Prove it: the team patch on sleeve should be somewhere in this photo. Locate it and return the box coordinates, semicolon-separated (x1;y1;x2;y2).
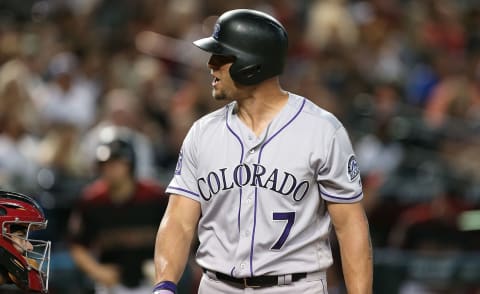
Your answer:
174;149;184;175
347;155;360;182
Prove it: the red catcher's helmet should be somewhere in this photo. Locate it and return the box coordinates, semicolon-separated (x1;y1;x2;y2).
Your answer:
0;191;51;293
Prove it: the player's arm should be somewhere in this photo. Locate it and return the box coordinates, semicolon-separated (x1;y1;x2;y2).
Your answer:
70;243;120;286
67;205;120;287
327;201;373;294
153;194;201;287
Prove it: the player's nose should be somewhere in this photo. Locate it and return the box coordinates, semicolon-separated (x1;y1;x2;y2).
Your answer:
24;240;34;251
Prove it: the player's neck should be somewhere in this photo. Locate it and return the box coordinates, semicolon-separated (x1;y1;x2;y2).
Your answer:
109;178;136;204
236;82;289;136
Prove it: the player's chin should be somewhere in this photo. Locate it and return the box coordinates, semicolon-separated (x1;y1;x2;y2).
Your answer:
212;90;227;101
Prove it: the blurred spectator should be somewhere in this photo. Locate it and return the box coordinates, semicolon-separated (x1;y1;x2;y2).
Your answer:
0;108;39;192
404;51;441;107
351;0;407;85
439;136;480;196
423;55;480;129
30;51;99;132
413;0;466;56
67;127;169;293
128;55;179;176
388;193;473;251
387;190;476;294
0;59;40;131
80;89;158;180
0;59;40;191
35;122;89;201
354;83;405;212
304;0;359;52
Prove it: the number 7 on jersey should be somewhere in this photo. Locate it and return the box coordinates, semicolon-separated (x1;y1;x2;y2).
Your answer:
271;212;295;250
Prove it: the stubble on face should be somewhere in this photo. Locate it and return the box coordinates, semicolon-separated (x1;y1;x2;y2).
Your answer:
212;68;234;101
212;88;228;101
208;55;238;101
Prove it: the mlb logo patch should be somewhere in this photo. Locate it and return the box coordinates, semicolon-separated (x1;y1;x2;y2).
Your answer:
175;149;183;175
347;155;360;182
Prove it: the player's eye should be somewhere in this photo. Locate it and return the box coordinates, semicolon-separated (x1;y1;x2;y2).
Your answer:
11;230;27;240
209;54;236;67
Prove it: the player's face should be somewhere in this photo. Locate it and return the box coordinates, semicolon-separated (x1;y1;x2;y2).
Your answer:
207;54;238;101
11;230;34;253
100;158;131;184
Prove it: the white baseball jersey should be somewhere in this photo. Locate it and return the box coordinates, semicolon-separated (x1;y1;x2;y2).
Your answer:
166;93;363;278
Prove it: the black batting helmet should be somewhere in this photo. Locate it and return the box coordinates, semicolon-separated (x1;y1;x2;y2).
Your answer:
95;126;136;173
194;9;288;85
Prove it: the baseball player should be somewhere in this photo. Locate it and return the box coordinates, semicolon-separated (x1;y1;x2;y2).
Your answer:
153;9;372;294
68;126;169;294
0;191;51;293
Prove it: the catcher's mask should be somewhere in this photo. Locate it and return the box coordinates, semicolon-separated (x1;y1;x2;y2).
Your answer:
0;191;51;293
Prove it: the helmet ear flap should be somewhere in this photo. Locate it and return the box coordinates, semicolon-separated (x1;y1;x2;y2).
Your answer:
231;64;262;85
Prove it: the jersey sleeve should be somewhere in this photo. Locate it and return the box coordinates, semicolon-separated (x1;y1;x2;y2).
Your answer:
165;122;201;201
67;199;96;246
317;126;363;203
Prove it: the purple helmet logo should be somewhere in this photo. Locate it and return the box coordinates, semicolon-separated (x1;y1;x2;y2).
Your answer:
212;23;221;40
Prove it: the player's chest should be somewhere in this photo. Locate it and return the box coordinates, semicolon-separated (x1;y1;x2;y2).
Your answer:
197;127;315;173
195;133;318;202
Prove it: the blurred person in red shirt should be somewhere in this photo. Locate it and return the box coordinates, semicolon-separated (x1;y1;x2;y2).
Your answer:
67;127;168;294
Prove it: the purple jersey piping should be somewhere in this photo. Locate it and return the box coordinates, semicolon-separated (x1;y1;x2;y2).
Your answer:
249;98;306;276
320;189;363;201
226;108;245;232
258;98;306;162
167;186;200;198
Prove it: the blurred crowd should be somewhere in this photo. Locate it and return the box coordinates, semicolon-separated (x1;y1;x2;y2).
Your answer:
1;0;480;293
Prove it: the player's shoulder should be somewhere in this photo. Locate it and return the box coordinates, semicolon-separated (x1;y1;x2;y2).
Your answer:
136;179;168;199
192;102;233;129
289;93;343;131
80;180;110;203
